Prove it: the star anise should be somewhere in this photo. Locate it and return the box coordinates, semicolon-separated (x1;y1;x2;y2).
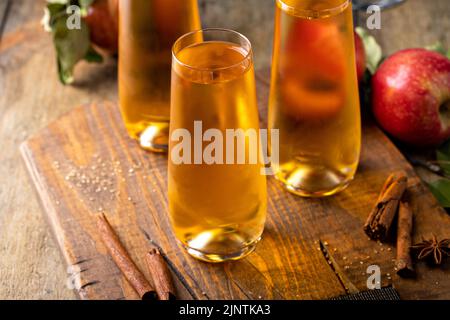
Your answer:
411;235;450;265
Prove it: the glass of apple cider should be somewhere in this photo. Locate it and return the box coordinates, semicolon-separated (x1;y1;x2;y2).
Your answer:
169;29;267;262
118;0;201;152
268;0;361;197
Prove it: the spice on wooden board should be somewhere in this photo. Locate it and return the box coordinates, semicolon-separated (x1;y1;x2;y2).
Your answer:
146;248;176;300
396;201;415;278
96;213;157;300
411;235;450;265
364;172;408;240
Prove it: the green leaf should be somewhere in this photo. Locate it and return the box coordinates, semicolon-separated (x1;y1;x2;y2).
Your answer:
426;42;447;55
46;0;70;4
425;42;450;60
79;0;95;16
44;0;104;84
355;27;383;74
85;47;104;63
428;179;450;208
46;3;67;21
79;0;95;7
52;16;92;84
436;140;450;175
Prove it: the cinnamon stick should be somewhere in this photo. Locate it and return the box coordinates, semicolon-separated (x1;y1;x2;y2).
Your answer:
96;213;157;300
364;172;408;240
396;201;415;278
146;248;176;300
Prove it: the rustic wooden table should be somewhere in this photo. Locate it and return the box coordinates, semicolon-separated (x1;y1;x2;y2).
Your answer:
0;0;449;299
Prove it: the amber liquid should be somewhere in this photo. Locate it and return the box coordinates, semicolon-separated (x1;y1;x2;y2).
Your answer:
169;41;267;262
118;0;200;152
269;0;361;196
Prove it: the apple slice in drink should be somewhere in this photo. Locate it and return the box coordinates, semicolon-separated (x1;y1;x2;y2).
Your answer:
279;19;346;121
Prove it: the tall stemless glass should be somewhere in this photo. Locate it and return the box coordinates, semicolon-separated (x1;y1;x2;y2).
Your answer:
118;0;201;152
269;0;361;197
169;29;267;262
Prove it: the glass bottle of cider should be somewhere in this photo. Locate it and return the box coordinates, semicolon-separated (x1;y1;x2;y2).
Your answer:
118;0;201;152
269;0;361;197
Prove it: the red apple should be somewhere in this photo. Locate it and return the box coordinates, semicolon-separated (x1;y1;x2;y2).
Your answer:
84;0;118;54
354;31;366;82
372;48;450;147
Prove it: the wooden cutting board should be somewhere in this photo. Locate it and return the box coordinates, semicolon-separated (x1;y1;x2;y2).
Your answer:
20;70;450;300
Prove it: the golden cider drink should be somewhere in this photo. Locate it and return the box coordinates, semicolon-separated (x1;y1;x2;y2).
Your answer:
169;30;267;262
269;0;361;197
118;0;201;152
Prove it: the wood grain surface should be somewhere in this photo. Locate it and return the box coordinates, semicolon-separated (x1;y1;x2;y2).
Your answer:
20;71;450;300
0;0;12;41
355;0;450;56
0;0;117;300
1;0;449;299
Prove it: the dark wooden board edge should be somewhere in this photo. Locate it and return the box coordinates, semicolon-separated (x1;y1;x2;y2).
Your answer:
20;141;83;298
